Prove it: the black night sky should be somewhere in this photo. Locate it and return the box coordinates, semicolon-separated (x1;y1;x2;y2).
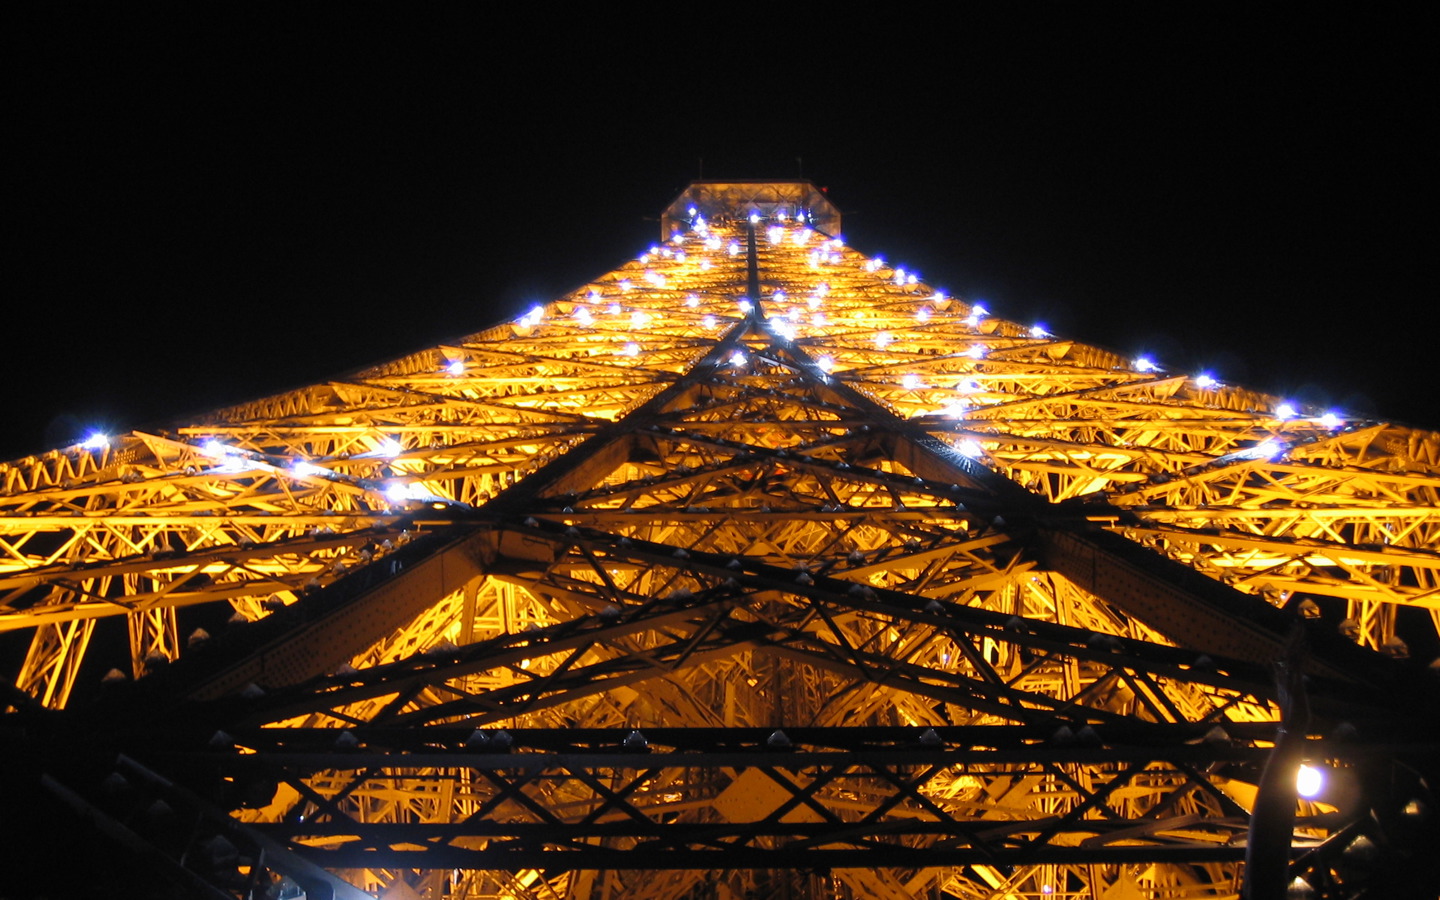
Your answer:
7;8;1434;461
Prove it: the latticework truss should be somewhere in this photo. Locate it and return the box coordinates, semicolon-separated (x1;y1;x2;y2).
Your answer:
3;182;1437;900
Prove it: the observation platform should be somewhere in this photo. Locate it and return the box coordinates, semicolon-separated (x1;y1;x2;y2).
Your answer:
660;180;840;239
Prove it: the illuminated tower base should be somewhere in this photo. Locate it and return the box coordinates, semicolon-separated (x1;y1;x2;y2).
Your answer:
2;181;1437;899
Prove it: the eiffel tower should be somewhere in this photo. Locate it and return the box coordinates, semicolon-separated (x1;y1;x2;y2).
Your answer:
3;181;1438;900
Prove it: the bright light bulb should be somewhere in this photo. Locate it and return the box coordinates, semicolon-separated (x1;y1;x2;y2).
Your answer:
901;373;922;390
957;440;983;458
622;342;640;357
1320;412;1342;429
1276;402;1298;419
379;438;403;458
729;351;747;368
607;302;621;315
702;315;716;328
966;345;986;359
292;461;326;478
1296;763;1324;798
686;295;700;308
447;360;465;375
817;356;834;373
1193;373;1218;388
80;433;110;450
1030;324;1049;338
738;299;753;313
1134;357;1158;373
1251;439;1283;459
875;332;893;349
971;304;989;317
384;483;409;504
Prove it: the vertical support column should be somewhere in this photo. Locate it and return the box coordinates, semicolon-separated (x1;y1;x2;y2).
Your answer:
15;617;96;708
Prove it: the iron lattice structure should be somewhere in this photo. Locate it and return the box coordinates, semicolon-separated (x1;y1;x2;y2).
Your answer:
3;182;1438;899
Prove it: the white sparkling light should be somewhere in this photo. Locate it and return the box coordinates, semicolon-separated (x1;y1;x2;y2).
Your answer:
957;439;984;458
379;438;403;458
622;342;640;357
80;433;110;450
384;481;433;505
1296;764;1324;799
1193;373;1218;388
686;295;700;308
1134;357;1159;373
1250;439;1284;459
875;332;893;349
1276;402;1298;419
1320;412;1342;429
729;351;747;368
817;356;835;373
447;360;465;375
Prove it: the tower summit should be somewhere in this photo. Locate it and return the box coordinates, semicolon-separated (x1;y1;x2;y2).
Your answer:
2;184;1437;899
660;180;841;239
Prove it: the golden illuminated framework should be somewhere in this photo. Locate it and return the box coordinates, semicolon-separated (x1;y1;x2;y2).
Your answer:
2;182;1437;899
